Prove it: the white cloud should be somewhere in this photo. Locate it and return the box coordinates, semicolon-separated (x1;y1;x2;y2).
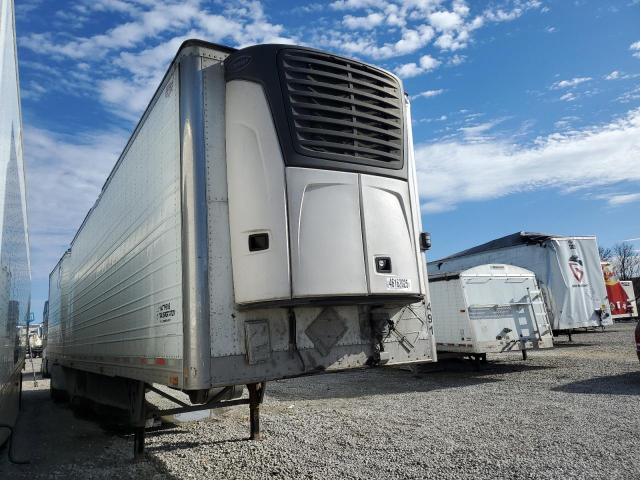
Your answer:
483;8;522;22
416;108;640;213
545;26;556;33
597;193;640;206
459;120;503;142
343;12;384;29
25;126;128;279
554;116;580;129
551;77;591;89
617;86;640;104
631;40;640;59
22;1;202;60
411;89;445;100
559;92;576;102
330;0;385;10
434;31;469;51
449;54;465;65
429;11;463;31
22;1;294;119
314;0;538;60
604;70;640;81
395;54;441;78
21;81;47;100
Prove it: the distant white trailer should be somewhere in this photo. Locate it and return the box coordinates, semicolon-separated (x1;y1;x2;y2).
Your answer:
429;264;553;361
429;232;612;333
620;282;638;319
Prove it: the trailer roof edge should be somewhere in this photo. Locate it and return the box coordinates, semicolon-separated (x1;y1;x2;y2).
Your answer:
67;39;236;250
431;231;598;264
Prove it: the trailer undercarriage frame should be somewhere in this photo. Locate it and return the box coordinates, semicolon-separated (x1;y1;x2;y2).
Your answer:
132;381;266;460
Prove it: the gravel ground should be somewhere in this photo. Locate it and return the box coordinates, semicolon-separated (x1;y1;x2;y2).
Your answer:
1;322;639;479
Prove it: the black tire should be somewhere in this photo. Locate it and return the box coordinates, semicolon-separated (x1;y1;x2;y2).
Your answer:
41;359;50;379
18;372;22;410
50;386;67;403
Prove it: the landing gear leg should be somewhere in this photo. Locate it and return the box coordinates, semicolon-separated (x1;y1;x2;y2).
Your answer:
471;355;481;371
522;349;528;361
247;382;266;440
134;426;145;459
130;381;146;461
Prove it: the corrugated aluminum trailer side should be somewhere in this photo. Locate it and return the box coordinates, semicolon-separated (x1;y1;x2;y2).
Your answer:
0;0;32;448
48;40;435;455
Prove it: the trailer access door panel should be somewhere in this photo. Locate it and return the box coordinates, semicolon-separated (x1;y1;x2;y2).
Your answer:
549;238;608;328
287;169;419;298
286;168;367;297
360;174;419;295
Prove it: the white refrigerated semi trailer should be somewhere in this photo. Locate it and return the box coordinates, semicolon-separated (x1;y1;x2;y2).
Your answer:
429;232;612;335
47;40;435;456
429;264;553;363
0;0;32;449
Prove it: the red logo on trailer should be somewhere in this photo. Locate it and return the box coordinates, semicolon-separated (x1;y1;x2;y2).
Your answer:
569;261;584;282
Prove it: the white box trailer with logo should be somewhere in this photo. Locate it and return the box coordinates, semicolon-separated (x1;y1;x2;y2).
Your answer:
429;264;553;363
47;40;435;457
428;232;612;335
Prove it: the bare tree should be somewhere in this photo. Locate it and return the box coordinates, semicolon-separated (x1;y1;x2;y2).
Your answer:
598;246;613;262
612;242;640;280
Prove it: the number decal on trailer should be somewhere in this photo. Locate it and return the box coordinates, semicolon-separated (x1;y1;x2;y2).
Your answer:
386;277;411;290
157;302;176;322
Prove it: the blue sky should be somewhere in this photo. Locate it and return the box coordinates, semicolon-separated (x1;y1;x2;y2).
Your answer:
13;0;640;321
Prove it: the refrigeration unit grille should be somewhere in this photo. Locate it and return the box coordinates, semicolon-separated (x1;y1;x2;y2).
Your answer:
280;49;404;169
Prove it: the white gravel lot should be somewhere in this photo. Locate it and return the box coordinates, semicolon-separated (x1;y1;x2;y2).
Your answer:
1;322;639;480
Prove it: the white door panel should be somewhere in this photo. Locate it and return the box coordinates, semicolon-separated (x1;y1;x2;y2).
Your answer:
287;168;367;297
226;80;291;304
360;175;420;295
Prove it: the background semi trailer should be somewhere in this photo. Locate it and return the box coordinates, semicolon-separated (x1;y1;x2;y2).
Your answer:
428;232;612;335
47;40;435;456
429;264;553;363
0;0;32;447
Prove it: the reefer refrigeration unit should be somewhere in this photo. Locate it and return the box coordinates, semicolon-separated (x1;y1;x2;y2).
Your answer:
0;0;32;447
429;264;553;362
47;40;435;455
601;262;638;319
428;232;612;333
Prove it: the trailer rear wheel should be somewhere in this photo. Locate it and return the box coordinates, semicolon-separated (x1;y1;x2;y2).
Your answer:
50;386;67;403
41;359;50;379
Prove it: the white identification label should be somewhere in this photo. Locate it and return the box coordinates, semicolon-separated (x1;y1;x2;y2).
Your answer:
386;277;411;290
